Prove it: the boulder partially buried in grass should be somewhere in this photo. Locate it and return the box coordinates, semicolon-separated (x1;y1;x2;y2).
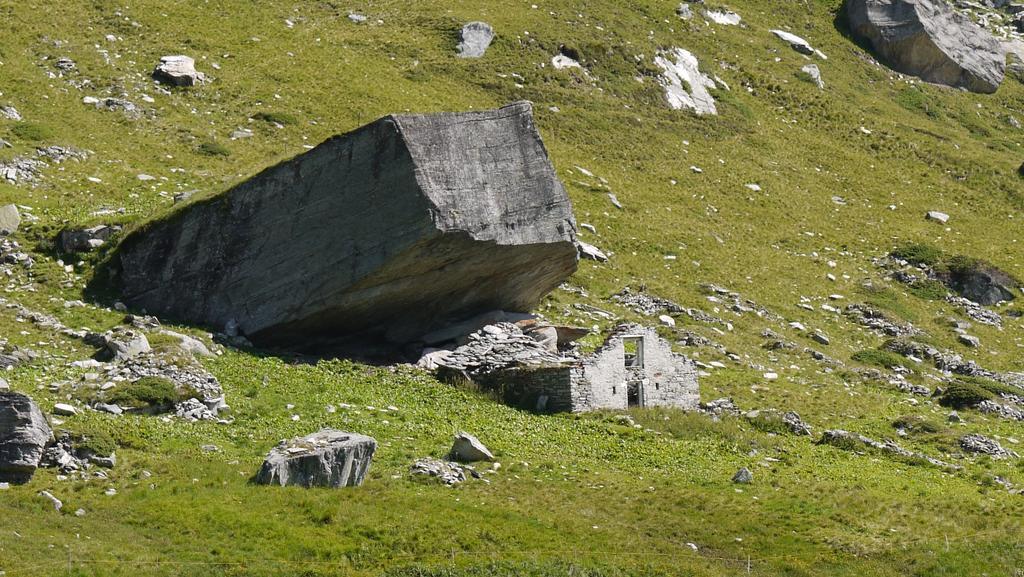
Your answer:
255;429;376;488
0;392;53;484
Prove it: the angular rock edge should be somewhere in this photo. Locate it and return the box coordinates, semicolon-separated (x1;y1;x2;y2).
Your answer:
104;102;579;351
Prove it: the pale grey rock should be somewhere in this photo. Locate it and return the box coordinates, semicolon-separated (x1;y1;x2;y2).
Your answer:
801;63;825;88
926;210;949;223
771;29;815;55
449;432;494;462
113;102;578;349
93;402;123;415
457;22;494;58
704;9;741;25
0;392;52;483
845;0;1005;93
676;3;694;19
0;105;21;121
0;378;8;391
551;54;582;69
105;329;150;362
577;240;608;262
958;334;981;348
0;204;20;235
654;48;719;115
39;490;62;511
348;13;367;23
153;55;205;87
53;403;77;416
732;467;753;483
255;429;376;487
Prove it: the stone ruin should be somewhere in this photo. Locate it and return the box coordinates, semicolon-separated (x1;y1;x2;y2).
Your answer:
108;102;580;354
423;322;699;413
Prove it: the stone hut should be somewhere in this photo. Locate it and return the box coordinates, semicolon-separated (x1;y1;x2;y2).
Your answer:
568;324;699;412
428;322;698;413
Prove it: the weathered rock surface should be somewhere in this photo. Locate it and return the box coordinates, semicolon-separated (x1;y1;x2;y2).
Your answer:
153;55;205;86
845;0;1005;93
960;433;1018;458
449;432;494;462
0;392;53;484
456;22;494;58
732;467;753;484
113;102;579;349
0;204;20;235
254;429;376;488
58;225;114;253
654;48;720;115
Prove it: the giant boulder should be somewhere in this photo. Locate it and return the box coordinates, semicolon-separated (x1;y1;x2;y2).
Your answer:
0;392;52;484
845;0;1005;93
112;102;579;349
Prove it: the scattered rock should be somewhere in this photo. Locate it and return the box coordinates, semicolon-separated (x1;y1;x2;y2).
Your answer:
654;48;720;115
845;0;1005;93
958;334;981;348
0;105;21;121
113;102;579;350
347;12;367;24
676;3;693;19
0;392;52;484
960;433;1018;458
577;240;608;262
449;432;494;462
0;204;20;235
53;403;77;416
704;9;741;25
770;29;816;55
926;210;950;224
551;53;582;70
732;467;753;483
801;63;825;88
410;458;467;485
819;429;958;469
104;329;151;362
153;55;205;87
456;22;494;58
254;429;376;488
38;490;62;511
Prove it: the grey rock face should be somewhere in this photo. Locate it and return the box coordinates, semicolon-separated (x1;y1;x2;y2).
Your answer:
114;102;578;348
457;22;494;58
153;55;205;87
801;64;825;88
449;432;494;462
255;429;376;488
0;392;53;484
104;329;151;362
0;204;20;235
58;225;114;253
845;0;1005;93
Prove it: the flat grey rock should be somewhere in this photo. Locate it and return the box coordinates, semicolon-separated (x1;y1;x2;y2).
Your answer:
255;429;376;488
113;102;579;349
845;0;1005;93
926;210;949;224
732;467;753;484
801;63;825;88
0;204;20;236
0;392;53;484
457;22;494;58
153;55;205;87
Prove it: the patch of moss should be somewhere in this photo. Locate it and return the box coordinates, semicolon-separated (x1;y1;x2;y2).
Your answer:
197;141;231;157
851;349;908;370
938;382;994;409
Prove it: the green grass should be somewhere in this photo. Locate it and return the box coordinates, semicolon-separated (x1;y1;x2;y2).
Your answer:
851;349;908;370
2;0;1024;574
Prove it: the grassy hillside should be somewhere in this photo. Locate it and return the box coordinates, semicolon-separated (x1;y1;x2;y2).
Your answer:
2;0;1024;575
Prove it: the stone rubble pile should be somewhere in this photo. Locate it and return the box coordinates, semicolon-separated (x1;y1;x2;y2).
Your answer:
819;429;960;469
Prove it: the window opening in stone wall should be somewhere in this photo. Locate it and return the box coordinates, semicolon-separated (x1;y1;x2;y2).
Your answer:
623;336;644;369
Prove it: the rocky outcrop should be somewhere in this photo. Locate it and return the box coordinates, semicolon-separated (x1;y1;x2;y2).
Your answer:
112;102;579;350
845;0;1005;93
0;392;53;484
449;432;494;462
254;429;376;488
